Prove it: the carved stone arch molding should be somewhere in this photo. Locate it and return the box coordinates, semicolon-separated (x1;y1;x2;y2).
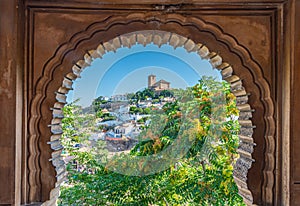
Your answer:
28;13;275;205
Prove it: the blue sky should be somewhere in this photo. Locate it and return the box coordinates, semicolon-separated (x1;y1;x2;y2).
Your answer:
67;43;221;107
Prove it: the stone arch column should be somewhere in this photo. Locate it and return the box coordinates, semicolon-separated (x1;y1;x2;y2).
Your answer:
27;13;275;205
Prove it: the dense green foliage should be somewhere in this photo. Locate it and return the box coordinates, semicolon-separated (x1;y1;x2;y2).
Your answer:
92;96;108;113
59;77;245;206
129;106;151;115
129;88;174;104
61;101;94;153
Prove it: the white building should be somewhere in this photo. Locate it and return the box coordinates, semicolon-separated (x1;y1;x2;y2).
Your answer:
110;94;128;102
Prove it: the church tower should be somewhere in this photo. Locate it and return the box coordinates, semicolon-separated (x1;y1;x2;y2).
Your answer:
148;74;156;89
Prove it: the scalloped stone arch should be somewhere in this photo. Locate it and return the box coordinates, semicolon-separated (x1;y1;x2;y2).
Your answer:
27;12;275;206
44;30;256;206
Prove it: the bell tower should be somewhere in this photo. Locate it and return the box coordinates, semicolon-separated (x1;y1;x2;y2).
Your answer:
148;74;156;89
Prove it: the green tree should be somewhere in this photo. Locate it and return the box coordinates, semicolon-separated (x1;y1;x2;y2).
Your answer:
61;101;91;152
92;96;108;112
143;107;151;114
59;77;245;206
159;89;174;97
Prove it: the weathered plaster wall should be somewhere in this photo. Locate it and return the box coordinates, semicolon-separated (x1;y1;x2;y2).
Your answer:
0;0;17;204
